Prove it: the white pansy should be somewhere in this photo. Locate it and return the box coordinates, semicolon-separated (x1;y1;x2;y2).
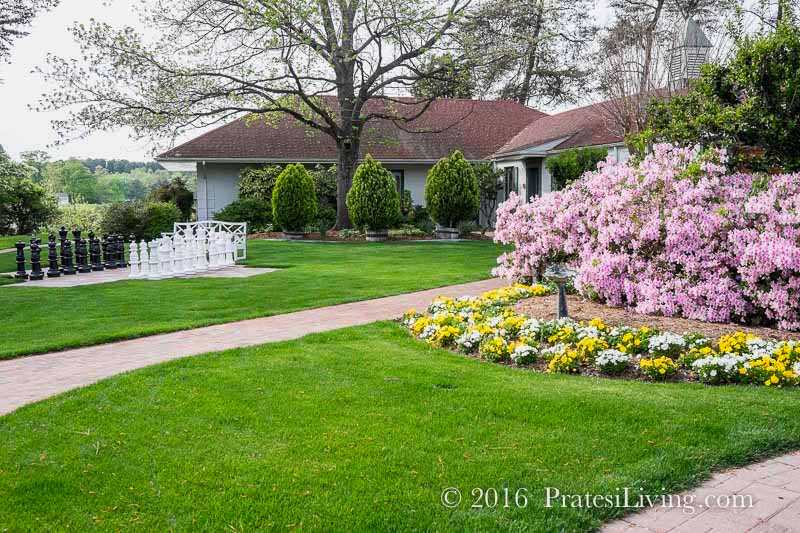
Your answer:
648;332;686;353
510;343;538;364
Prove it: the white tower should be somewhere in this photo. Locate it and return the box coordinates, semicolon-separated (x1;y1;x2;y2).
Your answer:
669;17;713;91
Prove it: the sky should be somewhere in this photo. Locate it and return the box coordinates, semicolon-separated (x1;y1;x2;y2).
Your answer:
0;0;613;163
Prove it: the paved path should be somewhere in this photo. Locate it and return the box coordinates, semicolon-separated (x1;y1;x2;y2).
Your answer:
4;265;277;288
604;452;800;533
0;277;504;416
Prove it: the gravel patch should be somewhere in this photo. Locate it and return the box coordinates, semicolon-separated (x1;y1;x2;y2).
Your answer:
515;294;800;342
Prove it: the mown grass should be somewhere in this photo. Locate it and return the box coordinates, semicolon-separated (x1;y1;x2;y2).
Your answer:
0;240;503;359
1;322;799;531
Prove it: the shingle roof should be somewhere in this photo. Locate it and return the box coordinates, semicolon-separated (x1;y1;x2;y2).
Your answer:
157;97;547;162
494;101;624;157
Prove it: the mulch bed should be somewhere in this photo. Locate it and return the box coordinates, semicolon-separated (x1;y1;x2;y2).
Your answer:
514;294;800;342
248;231;493;241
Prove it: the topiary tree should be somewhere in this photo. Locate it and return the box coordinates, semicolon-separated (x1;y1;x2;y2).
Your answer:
346;154;401;231
424;150;479;228
473;162;503;227
271;163;317;232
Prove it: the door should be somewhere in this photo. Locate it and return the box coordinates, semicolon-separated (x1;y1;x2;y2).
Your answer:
526;166;541;201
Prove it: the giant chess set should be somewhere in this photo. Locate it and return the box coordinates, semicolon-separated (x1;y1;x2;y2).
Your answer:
14;225;239;282
128;226;236;279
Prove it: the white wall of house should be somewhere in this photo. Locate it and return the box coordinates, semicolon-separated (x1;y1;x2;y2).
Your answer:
383;163;432;206
196;162;248;220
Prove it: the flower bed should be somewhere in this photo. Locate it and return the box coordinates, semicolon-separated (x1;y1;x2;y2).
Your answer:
403;286;800;388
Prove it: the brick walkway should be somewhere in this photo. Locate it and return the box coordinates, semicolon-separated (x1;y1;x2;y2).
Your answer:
0;277;504;416
604;452;800;533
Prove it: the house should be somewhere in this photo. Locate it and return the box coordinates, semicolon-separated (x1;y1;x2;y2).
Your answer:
156;97;628;221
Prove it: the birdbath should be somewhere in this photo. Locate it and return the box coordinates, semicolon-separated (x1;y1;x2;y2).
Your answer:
543;264;577;319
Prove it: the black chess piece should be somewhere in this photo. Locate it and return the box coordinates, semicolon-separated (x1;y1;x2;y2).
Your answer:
58;226;68;272
90;232;104;271
29;242;44;281
103;234;117;269
72;228;82;260
47;233;61;277
14;242;28;280
62;240;77;275
78;239;92;273
116;235;127;268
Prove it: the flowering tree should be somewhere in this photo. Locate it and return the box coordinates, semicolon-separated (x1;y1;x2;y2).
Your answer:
493;144;800;330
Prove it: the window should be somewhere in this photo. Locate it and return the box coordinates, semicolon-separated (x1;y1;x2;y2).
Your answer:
503;167;518;198
389;169;405;193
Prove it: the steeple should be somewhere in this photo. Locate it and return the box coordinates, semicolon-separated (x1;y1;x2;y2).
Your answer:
668;17;713;90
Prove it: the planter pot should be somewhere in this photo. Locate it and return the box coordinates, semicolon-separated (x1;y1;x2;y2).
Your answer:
283;231;305;241
365;229;388;242
435;227;459;240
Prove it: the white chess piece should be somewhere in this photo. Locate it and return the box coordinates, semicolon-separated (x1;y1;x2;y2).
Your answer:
208;231;220;270
186;233;197;274
196;232;208;272
160;237;173;278
214;231;225;270
225;232;235;266
139;239;150;278
148;240;161;280
183;235;195;275
128;241;140;278
173;234;185;277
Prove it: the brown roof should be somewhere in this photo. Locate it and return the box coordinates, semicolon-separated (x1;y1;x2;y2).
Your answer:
494;101;624;156
158;97;547;162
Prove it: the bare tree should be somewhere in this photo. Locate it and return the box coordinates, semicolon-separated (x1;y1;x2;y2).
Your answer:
596;0;736;139
38;0;472;228
461;0;596;107
0;0;58;65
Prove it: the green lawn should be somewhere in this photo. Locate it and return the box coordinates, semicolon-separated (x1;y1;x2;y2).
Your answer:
0;232;50;251
2;322;799;531
0;240;502;359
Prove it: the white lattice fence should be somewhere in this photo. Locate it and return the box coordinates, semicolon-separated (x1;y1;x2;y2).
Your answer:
170;221;248;260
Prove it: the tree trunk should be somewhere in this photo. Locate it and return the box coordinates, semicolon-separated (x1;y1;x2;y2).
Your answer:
334;137;360;229
517;1;545;105
639;0;665;96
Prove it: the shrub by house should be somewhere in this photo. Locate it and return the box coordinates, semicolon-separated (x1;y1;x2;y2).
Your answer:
346;155;401;237
425;150;479;231
271;164;318;233
214;198;272;233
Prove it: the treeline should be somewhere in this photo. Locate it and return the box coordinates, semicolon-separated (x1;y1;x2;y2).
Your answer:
81;159;163;174
18;152;193;205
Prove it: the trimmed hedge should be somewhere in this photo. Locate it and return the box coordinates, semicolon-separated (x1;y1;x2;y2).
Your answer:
271;164;318;232
214;198;272;233
346;155;401;231
424;150;479;228
102;200;182;240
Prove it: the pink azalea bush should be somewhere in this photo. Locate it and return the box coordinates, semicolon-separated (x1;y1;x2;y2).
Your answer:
493;144;800;330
